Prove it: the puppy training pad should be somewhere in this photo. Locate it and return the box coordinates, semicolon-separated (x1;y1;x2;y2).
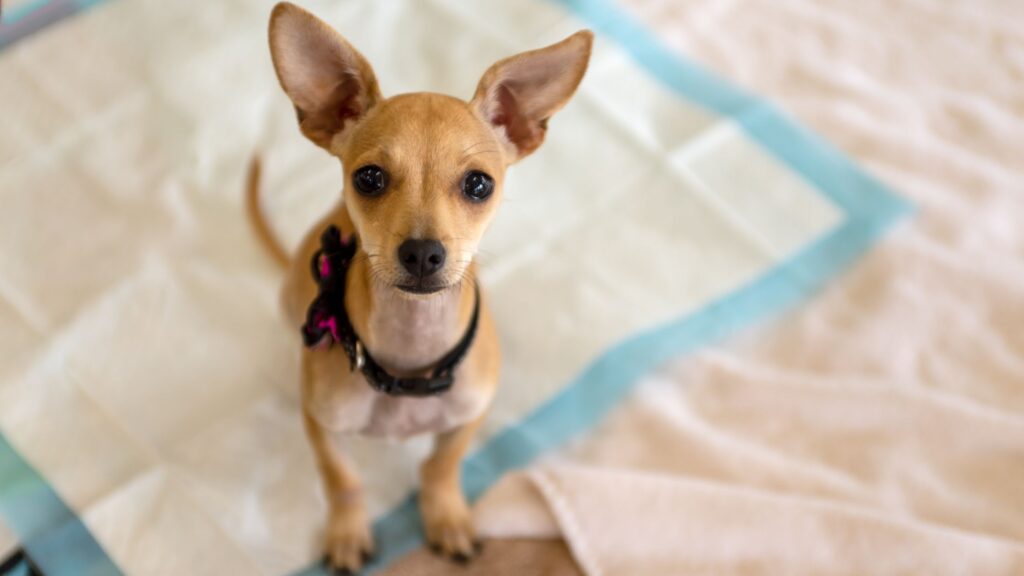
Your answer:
0;0;908;573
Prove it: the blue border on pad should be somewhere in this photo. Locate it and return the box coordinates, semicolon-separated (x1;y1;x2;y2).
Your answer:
1;0;56;24
0;0;111;50
0;0;911;574
0;436;122;575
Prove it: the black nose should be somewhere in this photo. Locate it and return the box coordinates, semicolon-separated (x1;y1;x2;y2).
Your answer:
398;239;446;278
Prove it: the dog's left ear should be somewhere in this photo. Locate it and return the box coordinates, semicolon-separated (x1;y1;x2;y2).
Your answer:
472;30;593;162
269;2;382;150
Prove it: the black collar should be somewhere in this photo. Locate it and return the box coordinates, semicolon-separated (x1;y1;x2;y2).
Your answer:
301;225;480;397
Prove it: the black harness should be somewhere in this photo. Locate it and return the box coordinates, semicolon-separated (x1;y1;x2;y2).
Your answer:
301;225;480;397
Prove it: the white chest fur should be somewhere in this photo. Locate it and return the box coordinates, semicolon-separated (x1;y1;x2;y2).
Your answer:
366;288;463;372
304;286;489;439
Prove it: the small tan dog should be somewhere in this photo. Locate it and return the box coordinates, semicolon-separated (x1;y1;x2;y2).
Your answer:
247;2;592;572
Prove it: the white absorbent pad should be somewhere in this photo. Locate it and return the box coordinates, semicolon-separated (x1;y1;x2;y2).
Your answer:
0;0;908;573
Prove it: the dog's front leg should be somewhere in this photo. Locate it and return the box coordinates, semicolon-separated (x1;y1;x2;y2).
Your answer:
302;409;373;572
301;350;374;573
419;415;485;561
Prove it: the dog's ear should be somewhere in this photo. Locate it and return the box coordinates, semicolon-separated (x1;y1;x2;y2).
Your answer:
471;30;593;162
269;2;382;150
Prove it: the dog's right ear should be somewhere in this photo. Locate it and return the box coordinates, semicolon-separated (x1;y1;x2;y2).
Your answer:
471;30;593;163
269;2;381;150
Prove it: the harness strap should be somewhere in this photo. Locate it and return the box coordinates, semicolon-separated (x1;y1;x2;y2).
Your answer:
301;225;479;397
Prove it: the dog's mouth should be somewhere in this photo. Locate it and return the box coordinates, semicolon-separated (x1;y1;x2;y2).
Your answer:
395;283;448;295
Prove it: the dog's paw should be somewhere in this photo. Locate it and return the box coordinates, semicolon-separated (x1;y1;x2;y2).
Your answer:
323;505;374;574
420;490;480;562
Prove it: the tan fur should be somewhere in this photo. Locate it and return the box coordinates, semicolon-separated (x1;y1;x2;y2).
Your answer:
245;156;289;268
255;3;592;571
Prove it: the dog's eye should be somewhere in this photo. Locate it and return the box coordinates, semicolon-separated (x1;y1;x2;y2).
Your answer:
461;171;494;202
352;165;388;196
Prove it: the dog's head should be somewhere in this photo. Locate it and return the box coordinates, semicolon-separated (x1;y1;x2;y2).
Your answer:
269;2;592;295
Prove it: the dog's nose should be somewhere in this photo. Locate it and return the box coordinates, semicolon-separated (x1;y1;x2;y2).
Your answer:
398;239;446;278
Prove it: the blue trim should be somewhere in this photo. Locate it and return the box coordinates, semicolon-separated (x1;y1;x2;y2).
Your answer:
1;0;109;24
0;0;911;573
0;437;122;576
2;0;54;25
0;0;113;51
10;559;31;576
560;0;757;118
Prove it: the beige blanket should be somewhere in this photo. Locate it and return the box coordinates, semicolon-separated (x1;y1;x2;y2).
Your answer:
387;0;1024;573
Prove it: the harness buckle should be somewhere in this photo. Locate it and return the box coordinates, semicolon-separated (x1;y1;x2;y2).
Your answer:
354;340;366;371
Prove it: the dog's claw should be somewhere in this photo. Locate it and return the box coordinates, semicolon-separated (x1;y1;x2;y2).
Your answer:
427;541;476;565
321;556;353;576
321;556;356;576
323;505;374;574
421;491;479;564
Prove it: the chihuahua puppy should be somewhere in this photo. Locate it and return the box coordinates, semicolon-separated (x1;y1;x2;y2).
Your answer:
248;2;591;572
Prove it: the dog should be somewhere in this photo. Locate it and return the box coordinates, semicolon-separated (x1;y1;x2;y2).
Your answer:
246;2;592;572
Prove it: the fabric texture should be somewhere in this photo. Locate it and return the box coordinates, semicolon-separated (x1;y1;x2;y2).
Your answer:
389;0;1024;575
